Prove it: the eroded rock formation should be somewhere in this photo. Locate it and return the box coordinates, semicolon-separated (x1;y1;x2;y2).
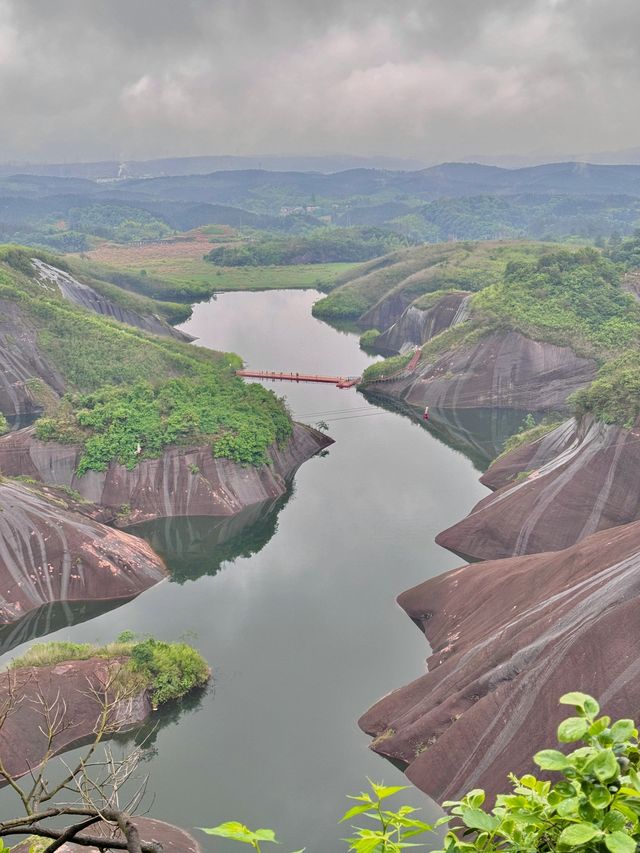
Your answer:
0;656;151;779
0;423;332;525
359;519;640;802
437;416;640;561
373;292;471;354
32;259;193;342
0;479;166;624
367;331;597;414
0;300;65;419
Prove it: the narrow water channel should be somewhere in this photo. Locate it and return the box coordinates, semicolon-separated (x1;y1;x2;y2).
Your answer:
0;290;489;851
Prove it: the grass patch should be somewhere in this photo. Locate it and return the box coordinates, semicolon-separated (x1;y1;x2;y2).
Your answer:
10;635;210;708
498;416;565;457
361;352;412;383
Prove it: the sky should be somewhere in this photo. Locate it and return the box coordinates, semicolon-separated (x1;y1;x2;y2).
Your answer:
0;0;638;165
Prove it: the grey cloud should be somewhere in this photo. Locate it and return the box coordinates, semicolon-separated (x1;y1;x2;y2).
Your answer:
0;0;637;163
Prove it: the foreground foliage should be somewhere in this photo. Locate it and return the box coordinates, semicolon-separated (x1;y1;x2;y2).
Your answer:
204;692;640;853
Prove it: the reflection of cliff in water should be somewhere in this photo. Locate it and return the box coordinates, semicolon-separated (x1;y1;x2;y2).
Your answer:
113;682;210;753
362;391;532;471
129;491;293;584
0;598;137;658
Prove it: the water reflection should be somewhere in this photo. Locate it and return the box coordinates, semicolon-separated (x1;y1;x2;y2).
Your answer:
0;598;137;658
6;410;41;430
128;492;292;584
362;391;533;470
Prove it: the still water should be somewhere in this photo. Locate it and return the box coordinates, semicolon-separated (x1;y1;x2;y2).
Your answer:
0;290;489;851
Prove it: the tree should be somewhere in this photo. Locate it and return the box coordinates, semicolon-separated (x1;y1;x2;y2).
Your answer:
0;661;163;852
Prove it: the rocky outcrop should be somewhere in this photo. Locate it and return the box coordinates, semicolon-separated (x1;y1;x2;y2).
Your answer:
373;292;471;354
32;259;194;342
360;292;413;331
0;479;166;624
437;416;640;561
359;519;640;802
367;331;597;414
13;818;202;853
0;656;152;779
0;423;333;525
0;300;65;418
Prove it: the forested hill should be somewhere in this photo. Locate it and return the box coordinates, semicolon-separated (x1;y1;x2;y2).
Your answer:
5;161;640;250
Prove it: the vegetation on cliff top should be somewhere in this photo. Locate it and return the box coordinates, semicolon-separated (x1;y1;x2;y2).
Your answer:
0;246;296;469
36;376;293;471
359;244;640;429
10;634;210;707
312;241;550;321
474;248;638;357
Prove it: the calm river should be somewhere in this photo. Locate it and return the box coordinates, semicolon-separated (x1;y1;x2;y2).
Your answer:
0;290;489;851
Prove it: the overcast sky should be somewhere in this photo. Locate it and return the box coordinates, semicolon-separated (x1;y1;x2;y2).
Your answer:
0;0;637;164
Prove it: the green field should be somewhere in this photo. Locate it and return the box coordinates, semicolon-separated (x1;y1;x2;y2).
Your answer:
188;261;359;291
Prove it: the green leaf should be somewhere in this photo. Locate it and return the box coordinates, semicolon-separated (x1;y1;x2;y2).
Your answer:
534;749;571;771
560;693;600;718
558;823;602;846
605;831;636;853
611;720;636;743
589;785;612;808
557;797;581;817
253;829;278;843
369;782;410;801
603;812;627;832
460;808;499;832
559;717;589;743
589;750;619;782
199;823;279;844
340;804;376;823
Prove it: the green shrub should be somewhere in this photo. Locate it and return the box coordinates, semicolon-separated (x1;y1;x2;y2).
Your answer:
0;413;8;435
129;638;210;706
360;353;413;383
10;637;210;708
37;376;293;472
571;351;640;426
359;329;381;349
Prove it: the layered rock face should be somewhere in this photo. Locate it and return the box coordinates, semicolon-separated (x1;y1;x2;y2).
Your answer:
369;331;597;414
3;658;203;852
437;416;640;561
0;300;65;418
32;259;193;342
0;423;332;525
0;480;166;624
373;292;471;354
359;519;640;802
0;656;152;779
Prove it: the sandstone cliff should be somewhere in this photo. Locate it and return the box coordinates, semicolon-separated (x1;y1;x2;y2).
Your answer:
359;519;640;802
0;423;332;525
437;416;640;560
0;300;65;419
372;292;471;354
0;479;166;624
367;331;597;414
32;259;193;342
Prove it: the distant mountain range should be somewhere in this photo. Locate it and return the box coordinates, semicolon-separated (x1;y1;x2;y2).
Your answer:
4;160;640;250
